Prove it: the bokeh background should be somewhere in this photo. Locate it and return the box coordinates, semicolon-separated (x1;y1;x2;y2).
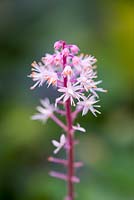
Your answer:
0;0;133;199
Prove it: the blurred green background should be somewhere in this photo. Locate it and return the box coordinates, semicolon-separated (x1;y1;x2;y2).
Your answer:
0;0;133;199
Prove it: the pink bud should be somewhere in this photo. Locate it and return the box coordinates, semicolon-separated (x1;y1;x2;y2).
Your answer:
70;45;79;54
54;41;63;50
54;53;62;65
42;54;54;65
72;56;80;65
62;48;70;56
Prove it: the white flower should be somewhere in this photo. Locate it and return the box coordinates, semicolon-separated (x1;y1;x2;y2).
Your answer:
45;71;58;87
73;123;86;132
80;54;97;68
62;65;73;77
88;80;107;97
56;82;84;106
77;69;97;91
28;61;47;90
31;98;55;122
72;54;97;72
77;68;107;96
52;134;66;154
77;96;101;116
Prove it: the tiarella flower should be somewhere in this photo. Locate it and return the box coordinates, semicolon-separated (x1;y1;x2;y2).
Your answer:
70;45;79;54
42;54;54;66
52;134;66;154
54;53;62;66
29;40;106;200
29;61;47;90
45;71;58;87
62;65;73;77
77;95;101;116
31;98;55;122
72;56;80;65
88;80;107;97
77;70;96;92
56;82;84;106
80;54;97;68
62;48;70;56
54;40;63;50
72;56;81;71
73;123;86;133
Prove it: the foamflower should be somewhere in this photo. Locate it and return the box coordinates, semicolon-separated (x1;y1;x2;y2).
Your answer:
31;98;55;122
52;134;66;154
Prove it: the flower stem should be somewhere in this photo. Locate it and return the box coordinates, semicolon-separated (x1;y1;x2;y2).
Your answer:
63;42;74;200
65;98;74;200
50;114;67;131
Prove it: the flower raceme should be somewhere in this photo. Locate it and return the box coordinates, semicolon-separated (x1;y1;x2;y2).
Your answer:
29;40;106;116
29;40;106;200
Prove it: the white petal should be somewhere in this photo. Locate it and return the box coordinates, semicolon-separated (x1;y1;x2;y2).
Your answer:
40;98;50;107
31;114;47;122
89;107;97;117
58;88;66;92
30;81;40;90
63;94;70;102
55;94;65;107
73;123;86;133
82;106;89;116
60;134;66;144
53;147;60;154
52;140;60;147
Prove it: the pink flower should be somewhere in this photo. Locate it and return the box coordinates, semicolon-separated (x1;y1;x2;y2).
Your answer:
29;40;107;200
42;54;54;66
72;56;80;65
54;53;62;66
62;48;70;56
54;40;63;50
29;40;106;114
70;45;79;54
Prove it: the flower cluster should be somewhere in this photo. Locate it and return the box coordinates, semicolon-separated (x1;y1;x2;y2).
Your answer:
29;40;106;200
29;40;106;119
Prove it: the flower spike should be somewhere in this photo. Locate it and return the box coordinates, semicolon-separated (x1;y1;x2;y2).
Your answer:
29;40;106;200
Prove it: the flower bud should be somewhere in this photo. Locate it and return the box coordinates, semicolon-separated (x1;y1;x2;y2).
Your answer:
62;65;73;77
70;45;79;54
54;41;63;50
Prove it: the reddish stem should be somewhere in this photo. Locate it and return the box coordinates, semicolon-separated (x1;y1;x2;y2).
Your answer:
50;114;67;131
65;98;74;200
63;42;74;200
